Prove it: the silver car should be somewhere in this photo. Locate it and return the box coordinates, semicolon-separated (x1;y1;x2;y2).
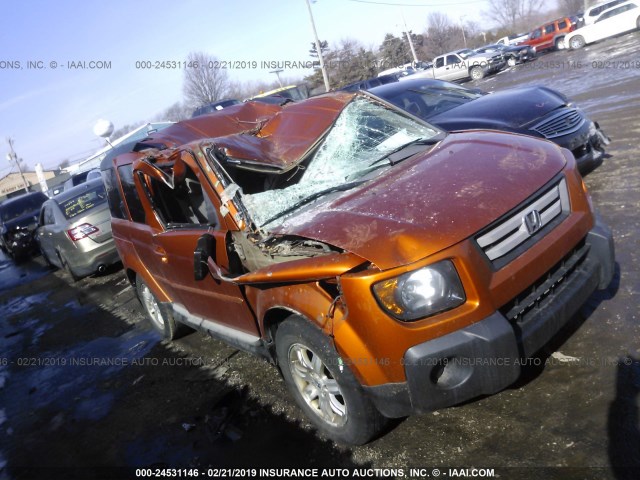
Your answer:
36;178;120;280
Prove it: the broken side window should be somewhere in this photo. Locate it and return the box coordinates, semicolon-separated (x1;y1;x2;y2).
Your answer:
142;161;218;229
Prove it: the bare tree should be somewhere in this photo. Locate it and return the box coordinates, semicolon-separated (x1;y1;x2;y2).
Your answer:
558;0;585;14
159;102;192;122
182;52;233;108
423;12;463;58
485;0;545;31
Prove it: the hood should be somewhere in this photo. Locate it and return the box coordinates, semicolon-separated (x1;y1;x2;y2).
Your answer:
2;210;40;233
469;51;500;62
429;86;566;133
270;131;566;270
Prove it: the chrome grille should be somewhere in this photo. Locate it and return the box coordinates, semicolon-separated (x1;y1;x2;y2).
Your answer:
531;109;584;139
476;178;570;262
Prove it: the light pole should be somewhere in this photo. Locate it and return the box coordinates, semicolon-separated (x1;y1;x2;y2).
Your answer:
459;16;467;49
304;0;331;92
6;137;30;193
401;11;419;65
270;69;284;87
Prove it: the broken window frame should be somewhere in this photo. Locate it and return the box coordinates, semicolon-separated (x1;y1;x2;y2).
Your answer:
134;151;220;231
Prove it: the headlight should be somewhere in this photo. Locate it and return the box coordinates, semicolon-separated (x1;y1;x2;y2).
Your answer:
372;260;465;321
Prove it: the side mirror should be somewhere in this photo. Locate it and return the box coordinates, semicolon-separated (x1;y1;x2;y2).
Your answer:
194;233;215;281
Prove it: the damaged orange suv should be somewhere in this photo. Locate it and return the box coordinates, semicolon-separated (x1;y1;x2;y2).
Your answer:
101;92;614;444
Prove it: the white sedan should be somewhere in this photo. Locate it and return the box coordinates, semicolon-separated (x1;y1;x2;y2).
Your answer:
565;1;640;49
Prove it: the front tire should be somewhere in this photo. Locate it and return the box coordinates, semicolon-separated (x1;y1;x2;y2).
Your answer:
555;37;565;50
41;249;56;269
136;275;186;340
469;66;484;80
569;35;585;49
507;56;517;67
275;316;387;445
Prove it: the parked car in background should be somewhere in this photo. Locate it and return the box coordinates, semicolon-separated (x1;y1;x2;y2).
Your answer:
62;168;101;192
36;179;120;280
191;99;241;117
0;191;48;260
583;0;629;24
369;78;610;174
564;1;640;49
103;92;613;444
496;33;529;45
474;43;536;67
418;48;505;82
377;63;417;77
521;17;576;51
339;73;399;92
246;85;309;104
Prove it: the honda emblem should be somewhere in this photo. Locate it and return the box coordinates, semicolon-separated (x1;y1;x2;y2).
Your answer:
523;210;542;235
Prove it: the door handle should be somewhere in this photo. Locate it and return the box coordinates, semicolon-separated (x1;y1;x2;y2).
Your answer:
154;245;168;264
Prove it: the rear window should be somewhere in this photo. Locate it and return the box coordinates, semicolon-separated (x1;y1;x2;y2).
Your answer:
57;184;107;220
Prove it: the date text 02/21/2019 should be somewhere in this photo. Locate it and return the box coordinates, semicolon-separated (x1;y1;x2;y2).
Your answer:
134;60;319;70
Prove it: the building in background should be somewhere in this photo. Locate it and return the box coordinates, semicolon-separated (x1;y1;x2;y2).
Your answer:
0;170;57;200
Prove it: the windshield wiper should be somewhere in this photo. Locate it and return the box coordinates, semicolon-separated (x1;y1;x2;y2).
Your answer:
370;136;443;168
345;136;443;182
260;180;365;227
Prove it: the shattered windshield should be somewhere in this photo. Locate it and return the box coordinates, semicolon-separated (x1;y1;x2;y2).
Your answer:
241;96;440;228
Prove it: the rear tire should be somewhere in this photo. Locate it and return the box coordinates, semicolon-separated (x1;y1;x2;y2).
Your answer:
136;275;186;340
275;315;387;445
61;254;80;282
555;37;565;50
569;35;585;49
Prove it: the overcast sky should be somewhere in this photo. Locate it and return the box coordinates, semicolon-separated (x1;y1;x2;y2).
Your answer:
1;0;494;175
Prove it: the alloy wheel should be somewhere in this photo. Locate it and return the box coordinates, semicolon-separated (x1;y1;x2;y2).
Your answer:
288;343;347;427
140;284;165;331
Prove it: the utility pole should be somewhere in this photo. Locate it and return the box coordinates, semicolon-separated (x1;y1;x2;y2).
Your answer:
401;11;419;64
305;0;331;92
460;16;467;49
6;137;30;193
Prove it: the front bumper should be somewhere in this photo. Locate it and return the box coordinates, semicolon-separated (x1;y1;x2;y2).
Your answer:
4;231;38;259
542;120;610;175
364;219;615;418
